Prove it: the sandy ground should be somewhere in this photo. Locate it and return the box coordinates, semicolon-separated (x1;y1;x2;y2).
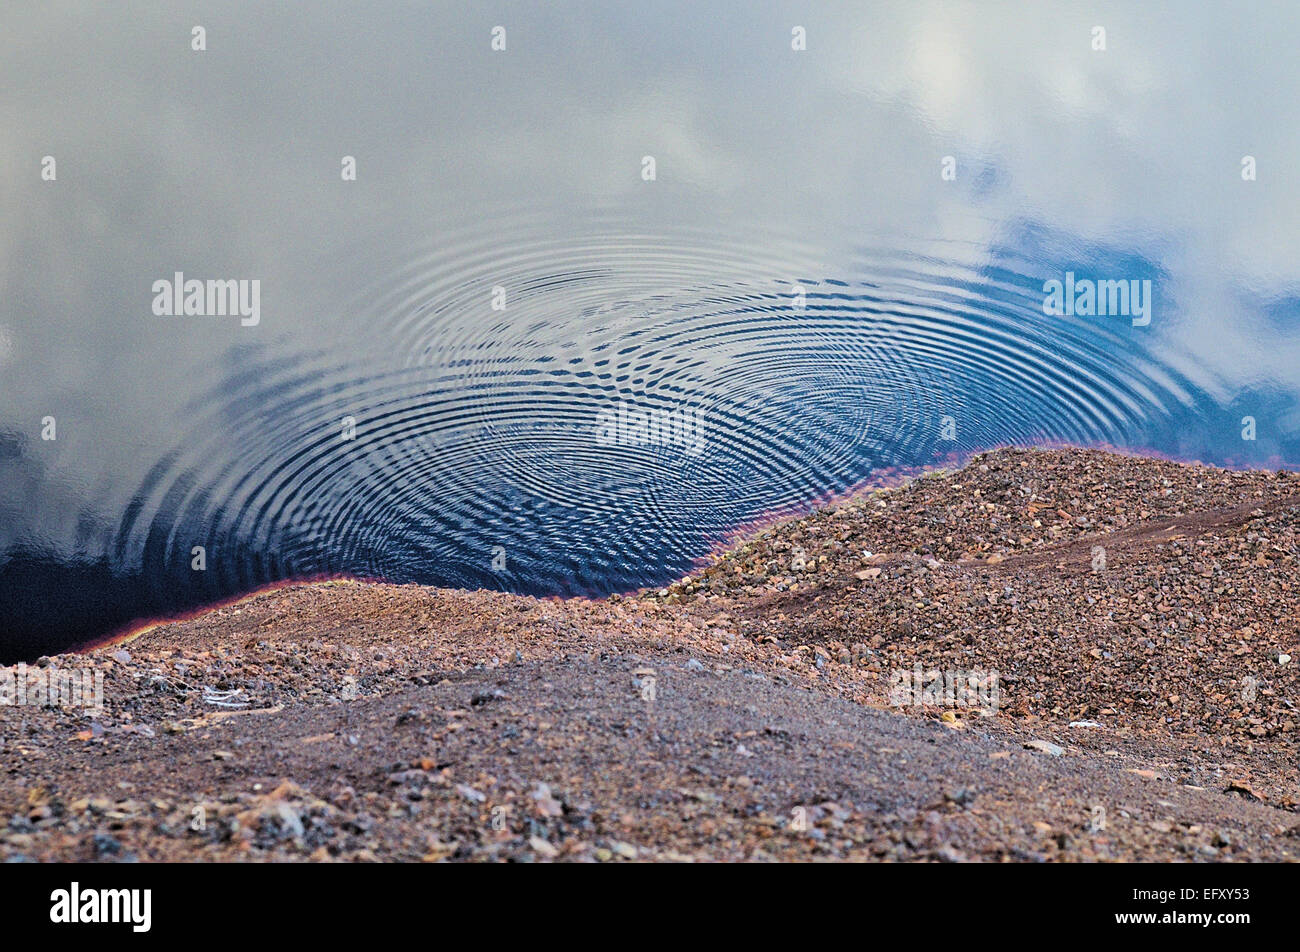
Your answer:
2;446;1298;861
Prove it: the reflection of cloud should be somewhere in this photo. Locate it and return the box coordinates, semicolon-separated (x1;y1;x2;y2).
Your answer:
830;2;1300;283
908;24;968;128
0;326;11;366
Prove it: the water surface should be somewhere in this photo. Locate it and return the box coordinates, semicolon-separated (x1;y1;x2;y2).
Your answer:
3;2;1299;659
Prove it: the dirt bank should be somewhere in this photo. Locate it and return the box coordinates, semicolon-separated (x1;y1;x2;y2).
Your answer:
2;447;1298;861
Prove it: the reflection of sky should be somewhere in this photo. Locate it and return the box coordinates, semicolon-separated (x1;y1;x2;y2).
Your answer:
4;3;1297;395
3;2;1300;648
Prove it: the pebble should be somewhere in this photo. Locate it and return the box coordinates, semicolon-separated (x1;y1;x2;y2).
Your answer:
528;836;559;859
1024;740;1064;757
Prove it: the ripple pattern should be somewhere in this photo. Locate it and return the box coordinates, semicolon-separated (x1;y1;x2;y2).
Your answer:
3;216;1218;657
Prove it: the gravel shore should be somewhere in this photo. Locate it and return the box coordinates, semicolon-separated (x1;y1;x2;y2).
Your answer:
3;447;1298;862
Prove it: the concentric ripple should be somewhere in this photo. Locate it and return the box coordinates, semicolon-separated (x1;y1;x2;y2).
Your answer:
1;214;1224;658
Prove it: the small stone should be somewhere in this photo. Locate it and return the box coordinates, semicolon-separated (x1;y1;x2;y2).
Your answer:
274;803;304;839
529;836;559;858
1023;740;1064;757
531;782;564;818
944;787;976;806
456;784;486;803
91;833;121;857
422;840;456;862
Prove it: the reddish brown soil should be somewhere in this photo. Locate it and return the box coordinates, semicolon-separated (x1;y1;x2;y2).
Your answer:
2;447;1298;861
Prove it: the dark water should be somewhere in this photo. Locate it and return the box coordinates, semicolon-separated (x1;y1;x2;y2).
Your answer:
3;4;1299;660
